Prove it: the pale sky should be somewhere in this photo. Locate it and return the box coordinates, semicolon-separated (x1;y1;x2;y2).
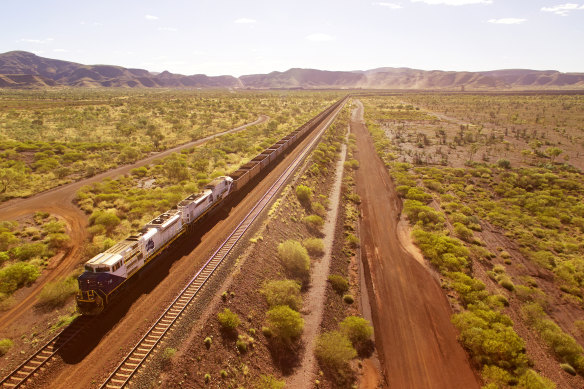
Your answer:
2;0;583;76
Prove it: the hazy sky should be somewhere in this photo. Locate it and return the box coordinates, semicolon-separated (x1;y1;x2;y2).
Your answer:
2;0;583;76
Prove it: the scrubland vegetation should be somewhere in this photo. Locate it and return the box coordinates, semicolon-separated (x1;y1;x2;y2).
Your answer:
362;94;584;388
0;212;71;306
0;89;338;200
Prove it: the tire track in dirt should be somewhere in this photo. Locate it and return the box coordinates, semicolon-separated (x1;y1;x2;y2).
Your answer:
0;116;268;330
352;100;480;389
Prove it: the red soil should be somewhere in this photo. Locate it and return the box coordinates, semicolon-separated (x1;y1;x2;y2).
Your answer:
352;101;481;389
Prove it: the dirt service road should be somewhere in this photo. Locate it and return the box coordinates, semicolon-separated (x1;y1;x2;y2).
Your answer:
352;100;480;389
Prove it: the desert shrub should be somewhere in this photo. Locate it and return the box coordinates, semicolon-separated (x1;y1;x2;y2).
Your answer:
497;159;511;169
517;369;556;389
328;274;349;294
90;210;121;235
345;233;359;249
261;279;302;311
404;187;433;203
37;277;78;308
311;202;326;216
162;347;176;363
403;200;444;229
0;338;13;356
256;374;285;389
340;316;373;345
521;303;584;375
278;240;310;279
265;305;304;343
412;229;469;272
561;363;576;376
453;222;474;242
343;294;354;304
303;214;324;230
315;330;357;371
0;262;40;294
46;233;71;250
303;238;324;256
0;252;8;263
236;335;249;353
344;159;359;169
296;184;312;204
482;364;513;387
204;373;211;383
452;308;528;371
0;232;18;251
217;308;240;331
204;337;212;348
10;242;47;261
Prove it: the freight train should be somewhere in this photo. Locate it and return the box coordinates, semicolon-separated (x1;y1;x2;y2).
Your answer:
76;98;345;315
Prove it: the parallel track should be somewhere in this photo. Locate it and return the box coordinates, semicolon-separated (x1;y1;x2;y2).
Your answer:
0;316;92;388
100;99;346;388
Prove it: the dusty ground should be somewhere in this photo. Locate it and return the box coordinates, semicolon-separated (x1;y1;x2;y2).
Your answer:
352;100;481;389
0;115;268;335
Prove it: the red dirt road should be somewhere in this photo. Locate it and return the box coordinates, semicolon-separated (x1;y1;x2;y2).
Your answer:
0;115;267;330
352;101;480;389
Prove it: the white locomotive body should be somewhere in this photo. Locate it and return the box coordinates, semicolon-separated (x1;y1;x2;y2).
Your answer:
76;176;233;315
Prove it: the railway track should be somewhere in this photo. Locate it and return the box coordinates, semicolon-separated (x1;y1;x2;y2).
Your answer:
0;98;345;389
0;316;92;388
100;99;346;388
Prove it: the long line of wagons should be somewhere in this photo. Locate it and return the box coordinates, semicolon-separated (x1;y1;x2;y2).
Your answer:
76;98;345;315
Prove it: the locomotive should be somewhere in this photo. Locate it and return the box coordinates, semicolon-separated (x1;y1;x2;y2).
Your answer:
76;177;233;315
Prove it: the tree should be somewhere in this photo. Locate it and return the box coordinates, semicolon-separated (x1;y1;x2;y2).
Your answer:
545;147;563;163
0;168;22;194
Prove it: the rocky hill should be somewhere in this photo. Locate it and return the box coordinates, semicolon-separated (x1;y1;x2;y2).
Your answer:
1;51;583;90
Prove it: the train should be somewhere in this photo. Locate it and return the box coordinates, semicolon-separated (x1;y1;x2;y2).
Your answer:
76;97;346;315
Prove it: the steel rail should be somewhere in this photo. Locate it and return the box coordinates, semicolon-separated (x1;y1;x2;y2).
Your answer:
0;316;92;388
100;98;346;389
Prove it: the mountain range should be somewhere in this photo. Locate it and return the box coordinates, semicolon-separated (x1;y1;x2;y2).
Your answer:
1;51;583;90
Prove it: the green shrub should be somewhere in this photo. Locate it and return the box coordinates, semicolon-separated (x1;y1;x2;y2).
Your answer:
261;279;302;311
517;369;555;389
204;337;212;348
0;262;40;294
412;229;469;272
345;233;359;248
296;185;312;204
11;242;47;261
266;305;304;343
561;363;576;376
236;335;249;353
340;316;373;345
0;232;18;252
217;308;240;331
303;238;324;256
46;233;71;250
453;222;474;242
452;308;528;371
256;374;285;389
343;294;354;304
303;215;324;230
278;240;310;279
497;159;511;169
37;277;78;308
0;338;13;356
315;331;357;371
328;275;349;294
